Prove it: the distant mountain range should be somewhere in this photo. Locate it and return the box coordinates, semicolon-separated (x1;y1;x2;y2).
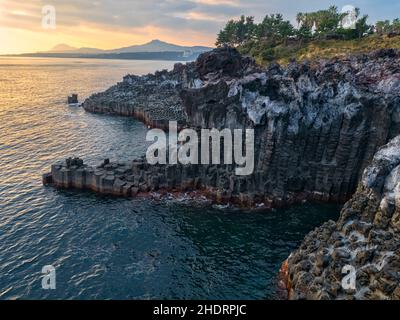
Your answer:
13;40;213;61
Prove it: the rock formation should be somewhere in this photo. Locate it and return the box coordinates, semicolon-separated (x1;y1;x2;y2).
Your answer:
45;47;400;299
67;94;78;104
285;135;400;300
77;47;400;207
82;47;259;130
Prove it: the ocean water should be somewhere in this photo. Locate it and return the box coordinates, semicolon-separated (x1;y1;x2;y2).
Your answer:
0;57;340;300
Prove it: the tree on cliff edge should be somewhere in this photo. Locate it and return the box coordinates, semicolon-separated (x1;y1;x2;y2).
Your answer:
216;15;255;47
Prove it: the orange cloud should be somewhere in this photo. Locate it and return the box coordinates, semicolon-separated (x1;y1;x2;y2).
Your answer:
0;0;223;53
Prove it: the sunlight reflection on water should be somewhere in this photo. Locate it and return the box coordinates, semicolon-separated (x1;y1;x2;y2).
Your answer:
0;57;340;300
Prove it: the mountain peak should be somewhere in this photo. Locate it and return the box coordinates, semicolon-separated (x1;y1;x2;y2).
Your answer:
147;39;167;45
50;44;77;52
40;40;212;55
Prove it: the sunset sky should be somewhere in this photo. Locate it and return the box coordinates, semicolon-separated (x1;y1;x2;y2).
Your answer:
0;0;399;54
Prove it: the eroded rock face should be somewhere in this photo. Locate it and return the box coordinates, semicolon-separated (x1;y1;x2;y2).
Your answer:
195;46;259;80
46;157;266;208
82;67;187;129
81;47;260;130
45;48;400;299
180;48;400;204
286;135;400;300
70;48;400;207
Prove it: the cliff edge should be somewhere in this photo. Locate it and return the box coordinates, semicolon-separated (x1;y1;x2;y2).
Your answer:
45;48;400;299
286;135;400;299
78;47;400;207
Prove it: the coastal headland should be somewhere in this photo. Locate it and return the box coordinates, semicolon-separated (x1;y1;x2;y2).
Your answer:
43;47;400;299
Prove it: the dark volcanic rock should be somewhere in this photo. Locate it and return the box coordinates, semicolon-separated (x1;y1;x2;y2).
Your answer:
67;94;78;104
46;48;400;299
82;69;186;130
82;47;260;130
195;46;259;80
63;48;400;207
178;48;400;204
286;135;400;300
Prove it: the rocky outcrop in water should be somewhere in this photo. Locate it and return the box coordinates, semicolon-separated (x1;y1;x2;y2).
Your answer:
82;47;259;130
285;135;400;300
45;47;400;299
61;48;400;207
82;68;185;129
182;49;400;202
67;94;78;104
44;156;258;206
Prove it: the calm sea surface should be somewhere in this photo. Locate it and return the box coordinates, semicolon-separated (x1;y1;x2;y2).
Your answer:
0;57;340;299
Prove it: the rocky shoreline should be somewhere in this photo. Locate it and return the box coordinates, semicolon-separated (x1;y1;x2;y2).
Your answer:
82;62;189;130
43;157;346;209
284;135;400;299
44;47;400;299
81;47;400;204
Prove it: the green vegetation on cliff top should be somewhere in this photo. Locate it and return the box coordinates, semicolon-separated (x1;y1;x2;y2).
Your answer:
216;5;400;65
240;34;400;65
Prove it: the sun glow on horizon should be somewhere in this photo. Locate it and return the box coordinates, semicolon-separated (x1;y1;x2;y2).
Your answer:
2;0;398;55
0;0;217;55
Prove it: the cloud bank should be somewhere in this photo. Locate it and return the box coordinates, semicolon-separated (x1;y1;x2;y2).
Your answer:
0;0;399;53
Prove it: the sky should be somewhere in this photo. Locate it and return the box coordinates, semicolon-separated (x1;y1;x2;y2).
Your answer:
0;0;399;54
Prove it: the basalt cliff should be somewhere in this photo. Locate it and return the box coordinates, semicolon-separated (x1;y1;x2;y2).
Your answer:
284;136;400;299
60;47;400;207
44;47;400;299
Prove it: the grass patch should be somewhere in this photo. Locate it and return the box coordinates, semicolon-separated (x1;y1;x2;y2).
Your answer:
239;35;400;65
